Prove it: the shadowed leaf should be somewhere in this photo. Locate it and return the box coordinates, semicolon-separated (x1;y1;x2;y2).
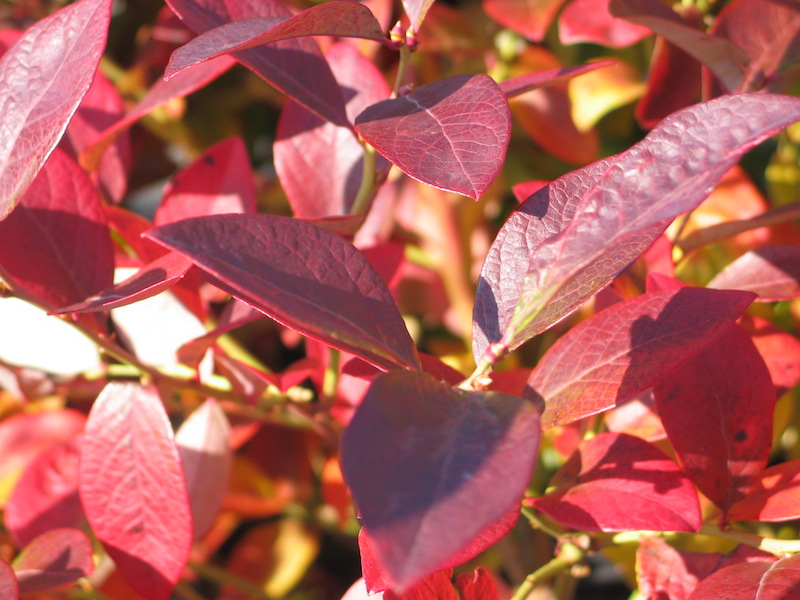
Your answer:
13;529;94;594
708;245;800;301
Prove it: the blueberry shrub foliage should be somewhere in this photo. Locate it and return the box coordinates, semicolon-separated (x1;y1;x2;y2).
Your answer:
1;0;800;598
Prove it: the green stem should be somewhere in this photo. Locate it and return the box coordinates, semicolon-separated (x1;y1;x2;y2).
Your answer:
699;523;800;555
510;542;585;600
393;43;413;98
321;348;341;405
350;143;378;216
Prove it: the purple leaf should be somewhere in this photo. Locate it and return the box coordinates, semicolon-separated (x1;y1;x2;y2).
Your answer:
145;214;420;371
708;245;800;301
341;371;540;589
165;0;349;126
529;287;756;428
499;60;616;98
609;0;749;92
166;2;390;79
472;93;800;363
355;74;510;199
0;0;112;221
12;528;94;594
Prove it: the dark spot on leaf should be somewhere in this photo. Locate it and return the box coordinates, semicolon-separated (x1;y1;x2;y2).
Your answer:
734;430;747;442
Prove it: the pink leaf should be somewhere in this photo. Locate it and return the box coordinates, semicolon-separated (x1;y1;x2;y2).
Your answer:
175;399;233;540
79;383;192;600
636;536;702;600
0;149;114;332
559;0;651;48
165;2;389;79
499;60;616;98
5;437;83;547
0;560;18;600
483;0;568;42
165;0;349;126
609;0;749;92
12;528;94;594
529;287;755;428
145;214;420;371
728;460;800;522
528;432;701;532
275;42;391;218
654;325;774;516
155;137;257;225
472;94;800;362
341;371;540;589
355;74;511;200
402;0;436;30
708;245;800;301
0;0;112;221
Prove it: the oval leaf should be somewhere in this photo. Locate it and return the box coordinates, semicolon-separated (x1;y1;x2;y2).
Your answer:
529;287;756;428
528;432;701;532
0;0;111;221
728;460;800;522
12;528;94;594
165;2;389;79
145;214;419;371
688;558;797;600
175;399;233;540
341;371;540;589
473;93;800;363
708;245;800;301
79;383;192;600
355;74;511;199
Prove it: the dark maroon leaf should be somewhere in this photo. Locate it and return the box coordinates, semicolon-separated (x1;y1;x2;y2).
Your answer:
559;0;651;48
0;149;114;332
12;528;93;594
654;325;774;517
499;60;616;98
609;0;748;92
472;94;800;363
165;0;349;126
156;137;257;224
355;74;511;200
54;253;195;314
708;245;800;301
528;432;701;532
483;0;568;42
166;2;389;79
5;437;83;547
145;214;420;371
0;0;112;221
80;383;192;600
341;371;539;589
728;460;800;522
275;42;391;218
528;287;755;428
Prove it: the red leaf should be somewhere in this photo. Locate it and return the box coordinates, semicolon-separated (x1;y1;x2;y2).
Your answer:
55;253;195;314
275;42;391;218
559;0;650;48
341;371;540;589
145;214;420;371
728;460;800;522
165;0;349;126
740;315;800;398
12;528;94;594
0;148;114;332
454;569;500;600
483;0;568;42
654;326;774;516
687;556;800;600
529;432;701;532
529;287;755;428
499;60;616;98
175;399;233;540
355;74;511;200
155;137;257;225
708;245;800;301
80;383;192;600
0;0;112;221
609;0;748;92
636;536;702;600
0;560;18;600
5;437;83;547
166;2;389;79
472;93;800;363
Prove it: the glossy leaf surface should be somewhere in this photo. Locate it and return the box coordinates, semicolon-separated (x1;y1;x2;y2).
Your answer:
728;460;800;522
13;528;93;594
559;0;650;48
146;214;420;371
165;0;348;126
708;245;800;301
80;383;192;600
341;371;540;589
166;2;389;78
530;287;755;428
529;433;701;532
655;326;774;517
473;94;800;363
0;0;111;221
355;74;511;199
